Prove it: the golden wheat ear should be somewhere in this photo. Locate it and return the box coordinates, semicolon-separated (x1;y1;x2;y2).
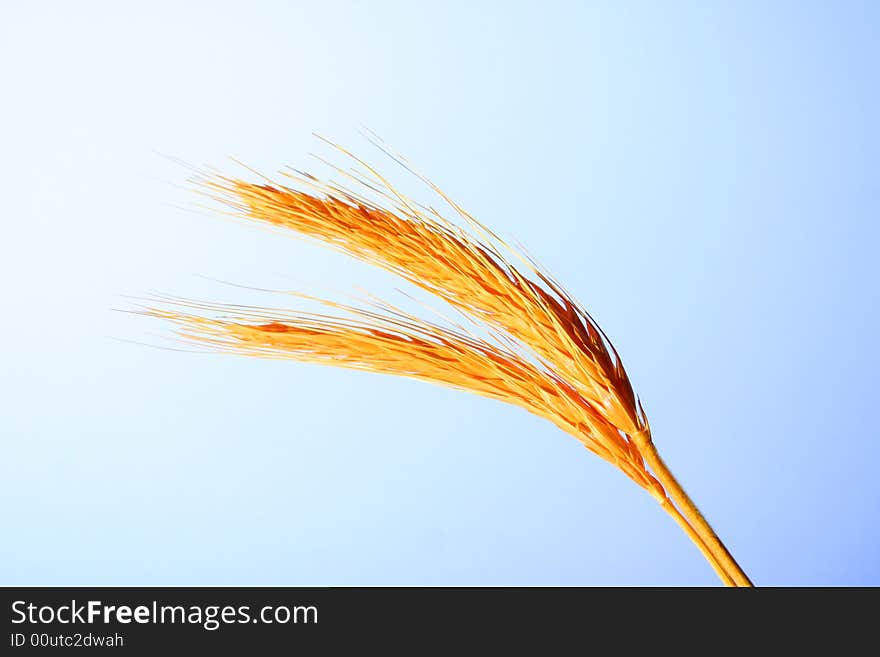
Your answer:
147;139;751;586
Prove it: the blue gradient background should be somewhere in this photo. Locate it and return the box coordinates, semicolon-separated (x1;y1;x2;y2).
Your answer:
2;1;877;585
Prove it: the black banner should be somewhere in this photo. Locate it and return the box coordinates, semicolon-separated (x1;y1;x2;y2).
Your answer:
0;587;872;651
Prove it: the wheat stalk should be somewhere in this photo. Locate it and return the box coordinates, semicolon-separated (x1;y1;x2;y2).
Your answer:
144;137;752;586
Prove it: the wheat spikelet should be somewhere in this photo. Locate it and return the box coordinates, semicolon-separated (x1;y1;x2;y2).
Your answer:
144;138;752;586
146;295;660;495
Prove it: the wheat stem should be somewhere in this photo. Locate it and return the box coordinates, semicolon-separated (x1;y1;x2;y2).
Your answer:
634;433;753;586
660;498;735;586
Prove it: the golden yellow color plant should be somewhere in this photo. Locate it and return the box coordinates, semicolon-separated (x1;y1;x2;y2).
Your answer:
145;138;752;586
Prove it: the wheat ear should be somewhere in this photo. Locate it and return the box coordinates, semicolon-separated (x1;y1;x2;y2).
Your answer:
145;139;752;586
